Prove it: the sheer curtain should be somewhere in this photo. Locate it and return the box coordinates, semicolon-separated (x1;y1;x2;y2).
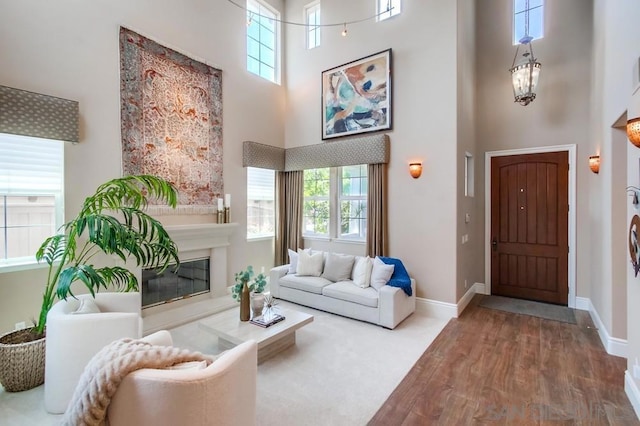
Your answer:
275;170;304;265
366;163;388;257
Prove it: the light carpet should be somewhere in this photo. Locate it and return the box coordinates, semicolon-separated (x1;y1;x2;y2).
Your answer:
0;301;447;426
478;295;577;324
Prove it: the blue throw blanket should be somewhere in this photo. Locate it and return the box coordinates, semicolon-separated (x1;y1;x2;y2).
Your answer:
378;256;412;296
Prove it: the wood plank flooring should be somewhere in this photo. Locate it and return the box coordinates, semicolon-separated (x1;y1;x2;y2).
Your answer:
369;295;638;425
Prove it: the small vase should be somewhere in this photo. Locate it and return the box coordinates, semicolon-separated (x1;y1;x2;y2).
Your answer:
251;292;265;318
240;280;250;321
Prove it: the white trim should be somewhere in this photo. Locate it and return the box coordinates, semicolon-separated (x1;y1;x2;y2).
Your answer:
475;282;487;295
484;144;577;308
582;297;628;358
415;297;457;320
457;283;479;316
626;371;640;421
575;296;590;311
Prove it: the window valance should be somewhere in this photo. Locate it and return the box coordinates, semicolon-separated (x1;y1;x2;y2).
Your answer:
0;85;79;143
243;134;389;171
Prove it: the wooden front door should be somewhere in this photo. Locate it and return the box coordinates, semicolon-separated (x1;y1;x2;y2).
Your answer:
490;151;569;305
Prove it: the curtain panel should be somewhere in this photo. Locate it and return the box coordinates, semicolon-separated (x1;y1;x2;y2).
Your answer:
275;170;304;265
366;163;388;257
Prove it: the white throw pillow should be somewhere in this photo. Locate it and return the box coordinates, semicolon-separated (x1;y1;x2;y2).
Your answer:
296;249;324;277
352;256;373;288
288;248;310;274
322;253;355;282
370;257;395;290
71;298;101;315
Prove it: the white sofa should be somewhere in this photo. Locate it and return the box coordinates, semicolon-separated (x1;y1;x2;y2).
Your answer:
270;255;415;329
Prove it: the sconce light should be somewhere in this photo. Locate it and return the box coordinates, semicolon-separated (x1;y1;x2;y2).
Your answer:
628;117;640;148
588;155;600;174
409;162;422;179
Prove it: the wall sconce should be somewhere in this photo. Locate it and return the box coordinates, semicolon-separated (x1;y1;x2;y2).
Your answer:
588;155;600;174
409;162;422;179
628;117;640;148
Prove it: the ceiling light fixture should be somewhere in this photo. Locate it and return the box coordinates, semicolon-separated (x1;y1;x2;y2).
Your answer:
509;0;541;106
228;0;393;36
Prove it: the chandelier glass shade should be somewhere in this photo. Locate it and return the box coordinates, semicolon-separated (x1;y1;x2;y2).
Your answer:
510;39;541;106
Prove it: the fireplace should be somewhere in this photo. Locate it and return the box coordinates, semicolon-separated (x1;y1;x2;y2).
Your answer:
136;223;238;334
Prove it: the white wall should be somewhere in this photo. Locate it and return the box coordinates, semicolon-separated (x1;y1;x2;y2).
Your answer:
0;0;285;333
284;0;460;303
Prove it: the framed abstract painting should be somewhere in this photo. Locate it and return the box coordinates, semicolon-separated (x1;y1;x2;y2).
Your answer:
321;49;392;140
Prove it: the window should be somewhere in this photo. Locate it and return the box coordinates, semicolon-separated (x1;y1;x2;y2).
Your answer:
305;1;321;49
303;166;368;241
247;167;275;239
377;0;401;21
0;133;64;267
464;152;474;197
247;0;279;83
513;0;543;44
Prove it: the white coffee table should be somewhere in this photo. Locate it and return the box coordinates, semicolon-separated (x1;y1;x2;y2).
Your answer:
198;307;314;364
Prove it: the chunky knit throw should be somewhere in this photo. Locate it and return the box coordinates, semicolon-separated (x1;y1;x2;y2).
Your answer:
60;338;214;426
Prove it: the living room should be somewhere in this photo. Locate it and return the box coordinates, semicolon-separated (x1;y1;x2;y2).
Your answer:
1;0;640;423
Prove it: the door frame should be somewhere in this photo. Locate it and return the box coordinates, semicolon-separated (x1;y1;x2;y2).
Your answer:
484;144;577;308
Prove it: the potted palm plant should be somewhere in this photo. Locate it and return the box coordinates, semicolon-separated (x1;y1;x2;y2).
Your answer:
0;174;180;392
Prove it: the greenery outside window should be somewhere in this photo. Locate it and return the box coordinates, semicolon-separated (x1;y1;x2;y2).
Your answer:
303;166;368;242
0;133;64;269
247;167;275;239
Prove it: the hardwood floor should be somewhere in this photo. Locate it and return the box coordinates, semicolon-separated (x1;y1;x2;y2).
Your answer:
369;295;638;425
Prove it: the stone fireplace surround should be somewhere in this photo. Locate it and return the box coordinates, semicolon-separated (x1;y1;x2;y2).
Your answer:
138;223;238;334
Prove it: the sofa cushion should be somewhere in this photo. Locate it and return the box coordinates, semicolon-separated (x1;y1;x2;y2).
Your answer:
322;253;355;282
288;248;310;274
280;274;332;294
371;257;395;290
321;282;379;308
352;256;373;288
297;249;324;277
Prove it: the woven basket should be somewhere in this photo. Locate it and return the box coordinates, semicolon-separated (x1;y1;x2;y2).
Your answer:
0;328;46;392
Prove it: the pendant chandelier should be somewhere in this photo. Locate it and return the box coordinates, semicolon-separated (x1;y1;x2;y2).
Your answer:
509;0;541;106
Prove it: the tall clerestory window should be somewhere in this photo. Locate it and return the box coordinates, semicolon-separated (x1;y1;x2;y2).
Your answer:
305;1;321;49
247;0;280;83
513;0;544;44
377;0;401;22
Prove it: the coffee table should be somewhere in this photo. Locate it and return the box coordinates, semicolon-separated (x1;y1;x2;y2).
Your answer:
198;308;314;364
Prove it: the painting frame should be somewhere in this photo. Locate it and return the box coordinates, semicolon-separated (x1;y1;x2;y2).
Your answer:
321;49;392;140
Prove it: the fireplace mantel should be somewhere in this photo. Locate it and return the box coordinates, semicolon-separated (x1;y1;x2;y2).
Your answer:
141;222;238;334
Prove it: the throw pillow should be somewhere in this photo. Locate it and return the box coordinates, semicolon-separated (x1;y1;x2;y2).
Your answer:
296;249;324;277
370;257;395;290
288;248;309;274
71;298;101;315
378;256;413;296
352;256;373;288
322;253;356;282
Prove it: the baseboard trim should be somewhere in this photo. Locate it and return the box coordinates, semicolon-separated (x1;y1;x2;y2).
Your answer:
581;297;627;358
457;283;480;316
415;297;457;320
626;371;640;420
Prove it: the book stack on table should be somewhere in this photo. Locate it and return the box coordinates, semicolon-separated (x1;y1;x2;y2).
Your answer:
250;313;285;328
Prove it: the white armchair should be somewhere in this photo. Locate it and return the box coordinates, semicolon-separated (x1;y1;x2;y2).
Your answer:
106;331;258;426
44;292;142;414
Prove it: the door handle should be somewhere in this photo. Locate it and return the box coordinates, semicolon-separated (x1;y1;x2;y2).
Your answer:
492;238;497;251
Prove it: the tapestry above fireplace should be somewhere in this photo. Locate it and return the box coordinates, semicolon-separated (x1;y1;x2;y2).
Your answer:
119;27;223;214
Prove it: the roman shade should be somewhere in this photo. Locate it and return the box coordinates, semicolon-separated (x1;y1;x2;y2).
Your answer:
0;85;79;143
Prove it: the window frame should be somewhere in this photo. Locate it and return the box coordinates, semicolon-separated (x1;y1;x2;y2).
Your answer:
246;0;281;84
512;0;544;45
377;0;401;22
246;167;276;241
303;166;368;243
336;165;367;241
304;1;321;50
303;168;331;239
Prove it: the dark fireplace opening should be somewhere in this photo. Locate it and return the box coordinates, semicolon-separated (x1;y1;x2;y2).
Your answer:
141;258;210;308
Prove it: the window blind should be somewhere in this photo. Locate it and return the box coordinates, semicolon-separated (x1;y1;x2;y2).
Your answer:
247;167;275;201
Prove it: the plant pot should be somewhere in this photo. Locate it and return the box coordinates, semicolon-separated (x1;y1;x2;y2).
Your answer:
0;328;46;392
251;292;265;318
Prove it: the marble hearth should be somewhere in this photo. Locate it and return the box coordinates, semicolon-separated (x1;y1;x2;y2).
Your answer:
138;223;238;334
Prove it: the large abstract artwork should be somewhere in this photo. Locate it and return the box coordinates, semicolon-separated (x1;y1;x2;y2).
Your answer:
120;27;223;213
322;49;392;140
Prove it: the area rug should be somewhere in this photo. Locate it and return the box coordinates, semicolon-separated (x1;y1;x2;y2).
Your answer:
478;295;577;324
